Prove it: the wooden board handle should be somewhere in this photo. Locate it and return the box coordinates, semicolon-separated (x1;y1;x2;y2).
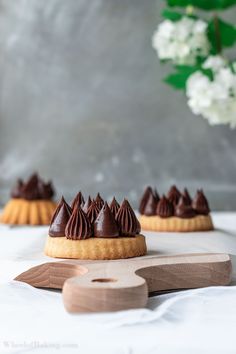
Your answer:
15;253;232;313
62;253;232;312
63;273;148;313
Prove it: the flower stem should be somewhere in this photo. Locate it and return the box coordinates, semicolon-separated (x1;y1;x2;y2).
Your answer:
213;13;222;54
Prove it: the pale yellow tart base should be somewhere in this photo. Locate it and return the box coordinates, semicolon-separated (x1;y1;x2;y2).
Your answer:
45;234;147;260
139;215;213;232
0;199;57;225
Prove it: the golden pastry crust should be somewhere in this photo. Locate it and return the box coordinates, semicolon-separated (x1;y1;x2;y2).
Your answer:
139;215;213;232
0;199;57;226
44;234;147;260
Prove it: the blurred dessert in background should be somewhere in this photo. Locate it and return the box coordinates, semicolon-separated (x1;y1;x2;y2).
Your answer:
0;173;57;225
139;185;213;232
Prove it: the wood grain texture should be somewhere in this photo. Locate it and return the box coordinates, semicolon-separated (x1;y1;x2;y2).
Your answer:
15;253;232;313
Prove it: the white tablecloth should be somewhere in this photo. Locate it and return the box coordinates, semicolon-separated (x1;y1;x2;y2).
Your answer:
0;212;236;354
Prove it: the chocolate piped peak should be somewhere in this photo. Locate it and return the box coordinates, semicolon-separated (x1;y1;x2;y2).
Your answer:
94;202;119;238
65;205;92;240
39;181;54;199
71;191;85;210
13;173;55;201
192;189;210;215
116;199;140;236
156;195;174;218
110;197;120;216
167;185;181;205
49;196;72;237
11;179;23;198
18;173;54;200
87;200;100;224
153;188;160;201
182;188;192;205
175;196;196;218
139;186;152;214
95;193;104;210
142;189;159;216
21;173;41;200
83;196;92;213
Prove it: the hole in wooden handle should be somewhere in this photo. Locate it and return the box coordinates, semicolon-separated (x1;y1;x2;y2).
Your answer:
92;278;117;283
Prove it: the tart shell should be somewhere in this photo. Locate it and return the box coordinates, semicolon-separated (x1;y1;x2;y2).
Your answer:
0;199;57;226
44;234;147;260
139;215;213;232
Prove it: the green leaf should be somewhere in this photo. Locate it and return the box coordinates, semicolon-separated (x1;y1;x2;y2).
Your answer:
201;68;214;81
208;18;236;53
167;0;192;7
164;66;198;90
161;9;198;21
164;65;213;90
162;9;183;21
167;0;236;10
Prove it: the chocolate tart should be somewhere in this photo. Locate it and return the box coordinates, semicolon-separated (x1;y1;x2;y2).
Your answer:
139;186;213;232
0;174;57;226
45;195;147;260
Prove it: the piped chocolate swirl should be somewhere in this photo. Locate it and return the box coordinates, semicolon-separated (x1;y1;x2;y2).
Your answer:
49;197;72;237
182;188;192;206
156;195;174;218
65;206;92;240
94;202;119;238
87;200;100;224
95;193;104;210
167;185;181;206
192;190;210;215
116;199;140;236
110;197;120;216
139;186;152;214
175;196;196;218
71;191;85;210
142;188;159;216
83;196;92;213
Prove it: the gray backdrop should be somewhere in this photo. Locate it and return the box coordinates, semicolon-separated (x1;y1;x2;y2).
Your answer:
0;0;235;210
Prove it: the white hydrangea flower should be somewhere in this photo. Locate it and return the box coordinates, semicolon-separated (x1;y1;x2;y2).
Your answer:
203;55;227;72
186;60;236;128
152;17;210;65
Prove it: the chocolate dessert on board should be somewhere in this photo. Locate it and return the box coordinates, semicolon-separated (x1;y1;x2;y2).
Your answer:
45;192;146;260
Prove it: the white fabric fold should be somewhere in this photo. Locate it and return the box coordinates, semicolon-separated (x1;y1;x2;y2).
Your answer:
0;282;236;354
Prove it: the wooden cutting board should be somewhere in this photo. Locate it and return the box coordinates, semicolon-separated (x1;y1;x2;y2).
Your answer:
15;253;232;313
